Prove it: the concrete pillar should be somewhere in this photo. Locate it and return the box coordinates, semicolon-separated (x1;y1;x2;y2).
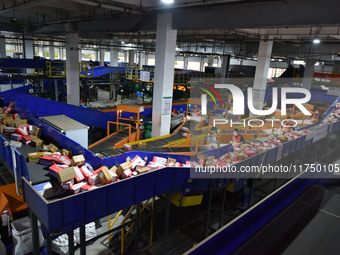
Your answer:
183;56;188;70
38;46;43;57
200;57;204;72
65;33;80;106
110;38;119;66
124;51;128;63
221;55;231;79
252;39;273;111
208;56;214;67
128;50;135;66
23;36;34;59
49;42;55;60
95;50;99;62
152;13;177;137
0;37;6;58
217;57;222;68
302;59;316;90
99;49;105;66
59;47;63;59
138;52;147;69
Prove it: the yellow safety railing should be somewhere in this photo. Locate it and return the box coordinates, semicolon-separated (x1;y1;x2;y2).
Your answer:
46;61;66;78
108;210;123;242
120;199;154;254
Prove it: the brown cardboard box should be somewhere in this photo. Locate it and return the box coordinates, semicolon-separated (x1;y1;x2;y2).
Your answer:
98;166;112;184
109;166;117;174
41;144;50;151
14;119;28;127
29;135;38;140
3;117;13;125
116;162;132;177
0;124;6;133
56;167;77;183
33;126;42;138
31;139;43;147
71;155;85;166
0;114;7;120
167;158;176;165
137;142;147;149
61;149;73;158
27;151;53;162
136;167;149;175
48;143;59;152
7;119;15;127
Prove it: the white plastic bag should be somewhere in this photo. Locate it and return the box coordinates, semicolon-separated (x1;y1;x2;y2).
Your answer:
11;216;44;255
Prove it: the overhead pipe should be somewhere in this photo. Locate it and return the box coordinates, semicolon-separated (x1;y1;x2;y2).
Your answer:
70;0;142;15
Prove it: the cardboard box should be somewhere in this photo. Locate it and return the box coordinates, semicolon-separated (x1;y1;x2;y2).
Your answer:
48;143;59;153
31;138;43;147
71;155;85;166
14;119;28;127
0;113;7;120
56;167;77;183
41;144;50;151
97;166;112;184
29;135;38;140
116;162;132;177
61;149;73;158
27;152;53;162
137;142;147;149
7;119;15;127
136;167;149;175
167;158;176;166
0;124;6;133
2;117;13;125
33;126;42;138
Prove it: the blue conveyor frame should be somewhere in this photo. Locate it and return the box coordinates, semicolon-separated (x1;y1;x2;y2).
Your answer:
0;86;338;236
186;170;332;255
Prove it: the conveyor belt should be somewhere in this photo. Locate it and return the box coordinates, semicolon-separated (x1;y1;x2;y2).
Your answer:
90;120;204;156
233;179;340;255
90;128;135;153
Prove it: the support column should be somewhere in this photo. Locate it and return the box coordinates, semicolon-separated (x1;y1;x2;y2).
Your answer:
152;13;177;137
49;42;55;60
302;59;315;90
128;50;135;66
200;57;204;72
221;55;231;79
183;55;188;70
124;51;128;63
59;47;63;60
65;33;80;106
208;55;214;67
110;38;119;66
332;61;340;73
252;39;273;111
23;36;34;59
0;36;6;58
38;46;43;57
138;52;146;69
99;49;105;66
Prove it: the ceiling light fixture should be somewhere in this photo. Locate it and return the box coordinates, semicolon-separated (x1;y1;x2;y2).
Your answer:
161;0;174;4
313;38;321;44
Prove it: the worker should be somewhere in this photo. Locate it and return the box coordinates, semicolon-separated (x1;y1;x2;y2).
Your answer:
311;110;320;121
230;128;245;144
193;104;201;116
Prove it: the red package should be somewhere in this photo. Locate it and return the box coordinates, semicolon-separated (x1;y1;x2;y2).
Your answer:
16;125;30;136
51;154;71;165
81;184;96;192
79;165;92;180
49;164;63;177
70;182;87;194
88;173;101;185
121;169;133;179
62;179;74;190
74;166;85;183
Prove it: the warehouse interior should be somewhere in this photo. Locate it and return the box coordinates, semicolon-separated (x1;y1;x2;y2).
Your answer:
1;0;340;254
